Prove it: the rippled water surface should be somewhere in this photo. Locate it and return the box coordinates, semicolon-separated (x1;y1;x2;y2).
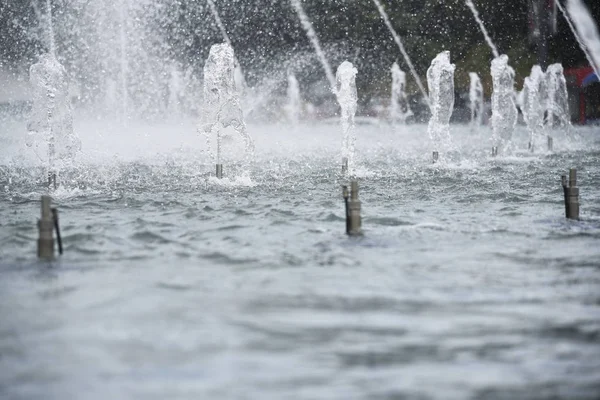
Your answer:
1;117;600;399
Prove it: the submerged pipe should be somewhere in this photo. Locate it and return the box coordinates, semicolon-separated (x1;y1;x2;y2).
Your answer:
547;136;553;152
51;208;63;255
344;180;362;236
432;151;439;164
342;185;350;233
492;146;498;157
562;168;580;220
38;196;54;260
216;164;223;179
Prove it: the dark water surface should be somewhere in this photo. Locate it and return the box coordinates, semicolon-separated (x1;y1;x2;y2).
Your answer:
1;121;600;399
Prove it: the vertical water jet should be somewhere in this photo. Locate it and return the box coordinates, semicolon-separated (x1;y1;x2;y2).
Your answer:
390;63;412;125
491;55;517;155
427;51;455;158
336;61;358;175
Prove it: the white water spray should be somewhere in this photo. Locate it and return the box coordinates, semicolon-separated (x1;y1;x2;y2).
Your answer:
118;0;129;122
464;0;500;58
285;74;301;125
566;0;600;77
521;65;546;151
491;55;518;154
546;63;571;129
555;0;600;79
372;0;430;106
469;72;484;127
28;55;80;174
45;0;56;57
290;0;336;89
390;63;412;124
427;51;455;152
200;44;254;166
207;0;247;92
336;61;358;173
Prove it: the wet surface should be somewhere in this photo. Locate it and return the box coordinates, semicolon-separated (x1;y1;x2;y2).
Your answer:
1;119;600;399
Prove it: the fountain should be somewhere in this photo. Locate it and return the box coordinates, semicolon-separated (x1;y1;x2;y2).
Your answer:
521;65;546;152
566;0;600;76
290;0;336;89
27;0;80;187
469;72;484;127
200;43;254;178
546;63;571;129
285;74;301;125
207;0;248;93
427;51;455;156
336;61;358;175
464;0;500;58
372;0;430;106
555;0;600;79
490;55;517;155
390;63;412;125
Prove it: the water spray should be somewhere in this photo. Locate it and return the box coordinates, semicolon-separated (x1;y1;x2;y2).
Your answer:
372;0;430;107
290;0;336;89
464;0;500;58
206;0;248;90
559;0;600;79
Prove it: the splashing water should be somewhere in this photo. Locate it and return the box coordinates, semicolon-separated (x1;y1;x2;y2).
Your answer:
290;0;336;89
207;0;248;92
555;0;600;78
464;0;500;58
546;63;572;130
372;0;430;106
521;65;546;151
44;0;56;57
427;51;455;153
336;61;358;173
285;74;301;125
118;0;129;122
566;0;600;76
390;62;412;124
27;54;81;175
468;72;484;127
490;55;517;154
200;43;254;166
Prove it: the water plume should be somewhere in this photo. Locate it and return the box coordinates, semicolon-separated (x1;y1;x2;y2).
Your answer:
546;63;571;129
390;63;412;124
200;44;254;167
372;0;430;107
464;0;500;58
555;0;600;78
521;65;546;151
565;0;600;77
468;72;484;127
490;55;518;154
427;51;455;152
336;61;358;174
290;0;336;89
285;74;301;125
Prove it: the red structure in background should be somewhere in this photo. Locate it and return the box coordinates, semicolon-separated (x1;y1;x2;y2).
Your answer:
564;66;600;125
